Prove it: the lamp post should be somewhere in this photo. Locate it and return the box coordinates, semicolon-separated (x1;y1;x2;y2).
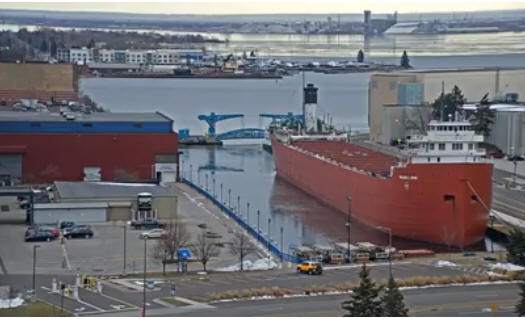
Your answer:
205;173;209;192
247;202;250;225
237;196;240;216
189;164;193;182
511;147;518;188
142;237;147;317
228;189;231;209
198;170;201;187
268;218;272;240
32;244;40;299
220;183;223;204
257;210;261;240
490;214;495;254
176;151;183;182
376;225;393;278
213;178;216;197
123;224;127;275
181;160;185;179
346;196;352;263
280;226;284;262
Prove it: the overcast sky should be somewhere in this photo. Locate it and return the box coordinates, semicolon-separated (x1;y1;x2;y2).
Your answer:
1;1;525;15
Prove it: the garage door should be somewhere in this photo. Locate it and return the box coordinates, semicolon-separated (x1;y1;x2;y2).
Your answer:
0;154;22;182
34;208;107;224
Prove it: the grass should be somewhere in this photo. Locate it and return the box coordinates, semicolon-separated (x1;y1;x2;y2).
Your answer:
208;274;516;302
0;300;71;317
159;297;191;307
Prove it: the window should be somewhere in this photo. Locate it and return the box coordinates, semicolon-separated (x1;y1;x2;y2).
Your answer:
468;143;473;150
429;143;435;151
452;143;463;150
438;143;446;151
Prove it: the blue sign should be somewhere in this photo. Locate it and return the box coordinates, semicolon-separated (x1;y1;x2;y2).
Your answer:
178;248;191;260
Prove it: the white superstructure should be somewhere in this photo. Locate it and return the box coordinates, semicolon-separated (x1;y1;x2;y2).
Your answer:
409;120;486;164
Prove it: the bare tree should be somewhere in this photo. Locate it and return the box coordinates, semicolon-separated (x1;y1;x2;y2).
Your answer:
229;230;256;271
191;230;220;272
152;217;191;275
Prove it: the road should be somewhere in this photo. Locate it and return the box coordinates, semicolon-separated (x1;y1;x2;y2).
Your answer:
492;168;525;220
98;283;519;317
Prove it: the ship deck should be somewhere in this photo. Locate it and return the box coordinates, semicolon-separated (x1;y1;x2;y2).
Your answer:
293;140;400;176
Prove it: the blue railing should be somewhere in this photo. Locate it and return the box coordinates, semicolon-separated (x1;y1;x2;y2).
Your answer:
182;178;301;263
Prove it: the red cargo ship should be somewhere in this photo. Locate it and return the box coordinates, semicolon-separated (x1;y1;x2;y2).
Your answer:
271;86;492;248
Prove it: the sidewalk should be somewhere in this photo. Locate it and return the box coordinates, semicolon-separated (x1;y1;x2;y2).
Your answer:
493;159;525;178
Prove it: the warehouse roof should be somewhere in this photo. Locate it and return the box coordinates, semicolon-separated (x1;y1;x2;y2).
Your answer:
0;111;172;123
55;181;175;199
34;202;109;209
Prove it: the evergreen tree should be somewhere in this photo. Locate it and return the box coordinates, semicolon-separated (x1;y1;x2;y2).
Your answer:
342;264;384;316
87;38;96;49
382;276;408;316
50;38;57;57
469;93;496;137
431;85;466;121
506;229;525;266
516;283;525;316
39;39;48;53
357;49;364;63
400;50;410;68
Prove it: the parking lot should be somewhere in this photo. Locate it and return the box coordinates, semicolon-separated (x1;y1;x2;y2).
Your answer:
0;183;267;276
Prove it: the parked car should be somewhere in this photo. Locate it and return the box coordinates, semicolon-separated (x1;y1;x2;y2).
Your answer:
487;150;505;159
37;225;60;238
139;229;167;239
508;155;525;161
24;230;55;242
64;225;93;239
59;221;75;229
130;218;166;230
296;261;323;275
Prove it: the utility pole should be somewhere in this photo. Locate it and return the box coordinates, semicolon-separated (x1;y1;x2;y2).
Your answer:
32;245;40;299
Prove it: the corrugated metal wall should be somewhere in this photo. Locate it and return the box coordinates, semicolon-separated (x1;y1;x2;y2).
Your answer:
34;207;107;224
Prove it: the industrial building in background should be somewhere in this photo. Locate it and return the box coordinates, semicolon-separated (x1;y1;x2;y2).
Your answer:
0;111;178;185
0;62;78;104
368;67;525;155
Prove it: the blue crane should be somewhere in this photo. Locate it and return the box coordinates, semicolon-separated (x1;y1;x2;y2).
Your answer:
197;112;244;138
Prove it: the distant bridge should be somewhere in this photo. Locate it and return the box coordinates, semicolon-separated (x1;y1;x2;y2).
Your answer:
216;128;265;140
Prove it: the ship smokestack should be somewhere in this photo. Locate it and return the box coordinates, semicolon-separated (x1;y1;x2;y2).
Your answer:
304;83;318;133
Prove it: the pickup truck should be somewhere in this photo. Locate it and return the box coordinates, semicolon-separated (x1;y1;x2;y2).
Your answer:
130;218;166;230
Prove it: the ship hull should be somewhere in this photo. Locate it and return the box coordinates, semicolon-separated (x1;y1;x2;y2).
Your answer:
271;136;492;248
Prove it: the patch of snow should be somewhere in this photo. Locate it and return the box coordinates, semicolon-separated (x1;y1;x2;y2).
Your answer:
490;263;525;271
0;297;24;309
492;210;525;229
216;258;278;272
435;260;457;267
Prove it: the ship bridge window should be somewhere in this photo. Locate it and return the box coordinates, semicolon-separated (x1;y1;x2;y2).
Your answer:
429;143;435;151
438;143;446;151
468;143;473;150
452;143;463;150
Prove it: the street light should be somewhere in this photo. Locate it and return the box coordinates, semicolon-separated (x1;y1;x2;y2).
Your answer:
257;210;261;240
237;196;240;216
346;196;352;263
181;160;185;179
280;226;284;262
205;173;209;192
268;218;272;240
228;189;231;209
376;225;393;278
142;237;147;317
213;178;216;197
220;183;223;203
198;170;201;186
189;164;193;182
490;214;495;254
123;224;127;275
32;244;40;299
511;147;518;188
247;202;250;225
